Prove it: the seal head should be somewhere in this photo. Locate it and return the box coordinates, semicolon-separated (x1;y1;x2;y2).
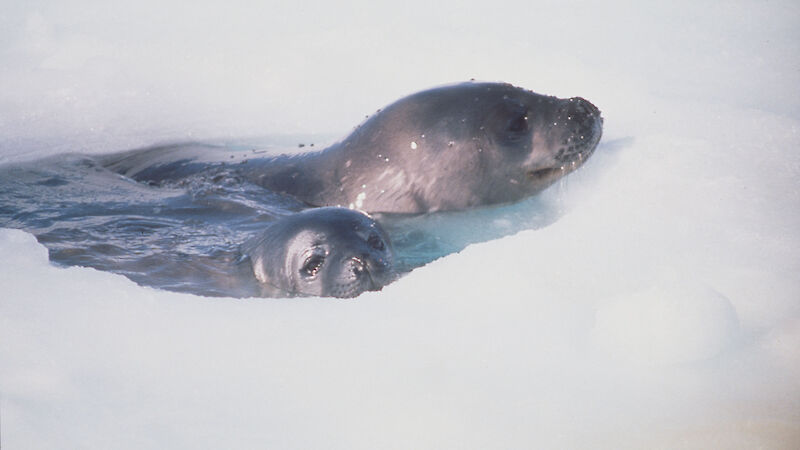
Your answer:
244;207;396;298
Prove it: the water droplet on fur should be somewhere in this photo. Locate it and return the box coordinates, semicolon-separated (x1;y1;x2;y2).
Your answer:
355;192;367;208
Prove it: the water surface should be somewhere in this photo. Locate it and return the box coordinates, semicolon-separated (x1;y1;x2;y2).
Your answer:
0;142;563;297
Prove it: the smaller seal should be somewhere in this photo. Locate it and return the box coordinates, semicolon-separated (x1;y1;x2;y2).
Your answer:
243;207;396;298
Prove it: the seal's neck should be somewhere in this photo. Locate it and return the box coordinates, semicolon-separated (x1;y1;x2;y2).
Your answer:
242;145;347;207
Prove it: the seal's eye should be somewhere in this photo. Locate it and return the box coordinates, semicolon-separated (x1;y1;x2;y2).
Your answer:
507;112;529;134
300;254;325;277
367;232;385;251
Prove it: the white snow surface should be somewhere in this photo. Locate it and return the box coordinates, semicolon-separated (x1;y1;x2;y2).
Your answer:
2;1;800;448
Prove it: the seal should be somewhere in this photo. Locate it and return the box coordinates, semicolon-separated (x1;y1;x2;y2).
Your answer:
102;81;603;213
243;207;396;298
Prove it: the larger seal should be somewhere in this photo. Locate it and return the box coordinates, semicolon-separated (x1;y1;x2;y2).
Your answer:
102;81;603;214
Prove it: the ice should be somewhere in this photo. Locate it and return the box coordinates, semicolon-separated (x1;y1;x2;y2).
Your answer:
592;280;741;365
2;0;800;448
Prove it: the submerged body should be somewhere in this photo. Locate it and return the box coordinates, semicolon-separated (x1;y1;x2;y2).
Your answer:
103;82;603;214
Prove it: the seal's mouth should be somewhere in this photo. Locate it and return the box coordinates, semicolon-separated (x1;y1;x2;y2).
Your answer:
526;167;564;180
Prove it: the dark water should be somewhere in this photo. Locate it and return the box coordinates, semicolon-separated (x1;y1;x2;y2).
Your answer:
0;144;563;297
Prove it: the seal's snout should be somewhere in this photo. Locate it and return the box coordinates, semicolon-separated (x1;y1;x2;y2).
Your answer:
565;97;602;125
346;253;396;292
550;97;603;165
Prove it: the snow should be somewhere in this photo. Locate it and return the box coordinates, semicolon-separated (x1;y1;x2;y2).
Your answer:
2;0;800;448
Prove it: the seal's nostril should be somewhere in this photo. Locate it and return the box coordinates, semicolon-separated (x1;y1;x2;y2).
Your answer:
351;256;366;276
